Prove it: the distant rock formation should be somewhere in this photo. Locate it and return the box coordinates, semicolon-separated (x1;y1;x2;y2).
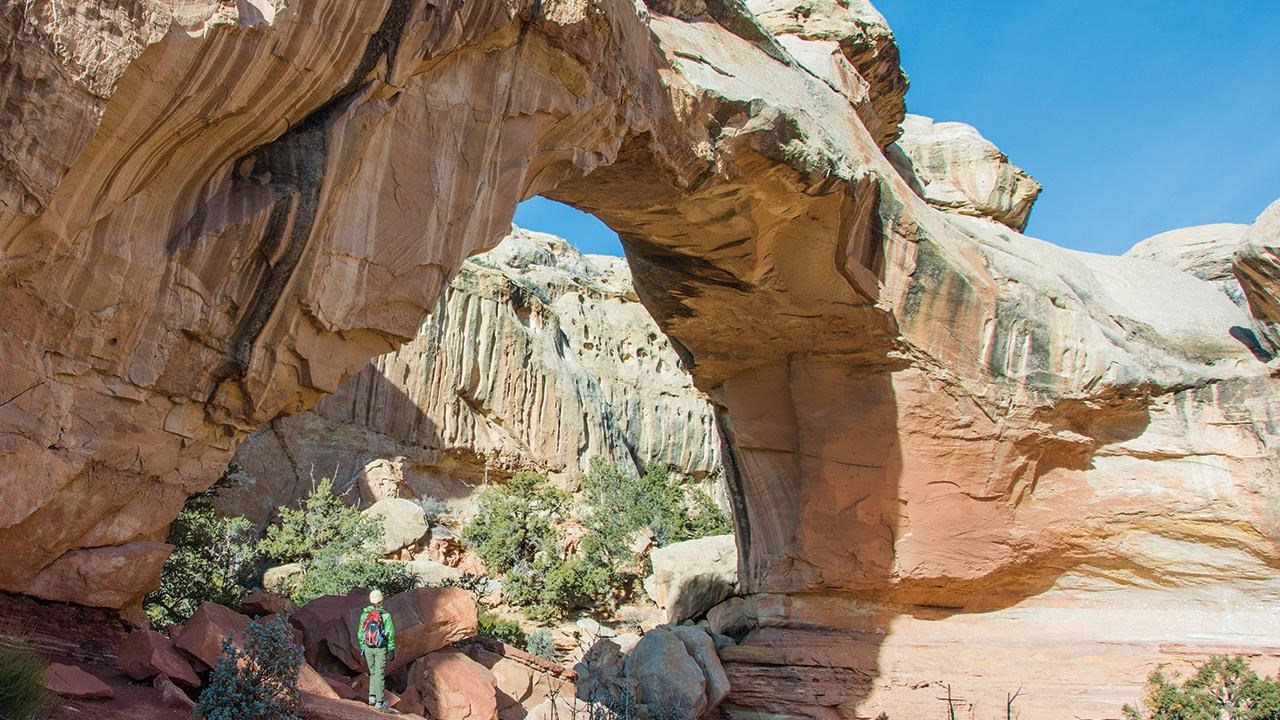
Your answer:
215;230;722;523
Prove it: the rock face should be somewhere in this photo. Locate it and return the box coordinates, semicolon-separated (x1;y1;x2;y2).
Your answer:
215;230;723;523
1235;198;1280;349
4;0;1280;718
643;534;738;624
893;114;1043;231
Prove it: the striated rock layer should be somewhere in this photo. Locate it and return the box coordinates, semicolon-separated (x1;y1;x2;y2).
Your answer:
3;0;1280;717
216;229;722;522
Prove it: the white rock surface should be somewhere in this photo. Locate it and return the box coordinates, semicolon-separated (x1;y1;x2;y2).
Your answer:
362;499;430;555
216;230;723;524
644;535;738;624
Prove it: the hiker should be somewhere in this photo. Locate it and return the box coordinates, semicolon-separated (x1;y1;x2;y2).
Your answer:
358;589;396;711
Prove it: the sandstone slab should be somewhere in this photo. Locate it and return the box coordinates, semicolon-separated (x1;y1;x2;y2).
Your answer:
171;602;252;670
44;663;113;700
118;629;201;688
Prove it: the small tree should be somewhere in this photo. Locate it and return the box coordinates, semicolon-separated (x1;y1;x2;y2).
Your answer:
196;615;303;720
581;460;730;555
259;479;413;605
146;498;257;627
1123;655;1280;720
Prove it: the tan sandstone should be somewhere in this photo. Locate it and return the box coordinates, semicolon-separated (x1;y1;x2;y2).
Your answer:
3;0;1280;717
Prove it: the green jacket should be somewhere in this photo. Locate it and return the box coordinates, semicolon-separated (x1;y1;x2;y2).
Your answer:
357;605;396;651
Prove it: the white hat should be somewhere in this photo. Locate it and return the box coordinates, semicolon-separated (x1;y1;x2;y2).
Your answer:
369;589;384;604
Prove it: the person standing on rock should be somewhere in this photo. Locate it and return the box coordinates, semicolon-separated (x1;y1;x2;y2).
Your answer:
358;589;396;711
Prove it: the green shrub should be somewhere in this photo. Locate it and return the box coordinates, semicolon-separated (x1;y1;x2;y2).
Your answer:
1122;655;1280;720
581;460;730;557
464;473;597;618
259;478;381;563
196;615;303;720
477;610;526;648
291;547;415;606
259;479;413;605
463;472;569;576
146;498;258;627
526;629;555;661
0;640;46;720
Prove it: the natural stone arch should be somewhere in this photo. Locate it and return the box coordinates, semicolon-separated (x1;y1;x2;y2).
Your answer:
3;0;1280;716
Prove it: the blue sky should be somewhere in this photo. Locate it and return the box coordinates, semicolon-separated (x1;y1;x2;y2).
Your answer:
515;1;1280;257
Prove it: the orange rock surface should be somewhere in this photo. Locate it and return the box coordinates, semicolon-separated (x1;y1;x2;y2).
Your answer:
3;0;1280;717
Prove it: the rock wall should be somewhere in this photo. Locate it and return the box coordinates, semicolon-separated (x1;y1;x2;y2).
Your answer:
216;228;722;522
3;0;1280;717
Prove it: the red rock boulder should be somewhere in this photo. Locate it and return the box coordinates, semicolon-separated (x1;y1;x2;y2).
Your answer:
399;650;497;720
241;591;299;617
118;628;201;688
292;590;367;674
316;587;477;674
299;662;341;700
154;674;196;711
43;663;112;700
172;602;252;669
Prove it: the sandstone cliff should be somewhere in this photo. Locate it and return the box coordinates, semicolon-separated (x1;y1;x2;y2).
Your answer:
216;228;722;522
3;0;1280;717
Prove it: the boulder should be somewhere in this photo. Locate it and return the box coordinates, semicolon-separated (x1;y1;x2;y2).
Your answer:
573;635;638;709
424;533;487;576
154;674;196;711
301;693;428;720
399;649;498;720
643;535;738;624
241;590;299;617
117;628;201;688
357;457;410;504
705;597;754;639
24;542;171;609
461;640;575;720
300;662;341;700
624;628;707;718
526;696;604;720
668;626;731;711
292;590;368;674
1235;197;1280;348
892;114;1043;231
322;587;478;674
264;563;307;595
43;663;112;700
402;557;464;587
362;499;430;555
172;602;252;669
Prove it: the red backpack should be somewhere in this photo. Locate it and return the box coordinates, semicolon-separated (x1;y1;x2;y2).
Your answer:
361;608;387;648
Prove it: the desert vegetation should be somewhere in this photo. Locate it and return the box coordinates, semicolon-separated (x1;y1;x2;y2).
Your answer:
464;461;731;621
0;639;47;720
1123;655;1280;720
146;478;414;625
195;615;303;720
